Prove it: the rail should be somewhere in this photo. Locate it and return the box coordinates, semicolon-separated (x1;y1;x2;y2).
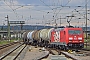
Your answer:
0;42;19;50
0;43;26;60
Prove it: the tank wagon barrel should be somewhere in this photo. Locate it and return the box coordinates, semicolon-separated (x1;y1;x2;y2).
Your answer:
39;28;54;41
27;31;34;42
22;31;30;44
32;30;41;41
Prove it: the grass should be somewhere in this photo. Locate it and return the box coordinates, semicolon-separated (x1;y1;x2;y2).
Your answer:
84;39;90;43
84;38;90;50
0;40;11;45
0;40;18;45
84;45;90;50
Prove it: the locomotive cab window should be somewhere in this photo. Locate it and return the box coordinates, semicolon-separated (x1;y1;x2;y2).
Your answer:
68;30;81;34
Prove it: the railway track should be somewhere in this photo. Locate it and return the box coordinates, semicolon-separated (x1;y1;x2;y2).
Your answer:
0;42;19;50
0;43;27;60
21;44;90;60
41;48;69;60
60;49;90;60
47;48;60;55
0;42;22;57
41;48;90;60
75;49;90;56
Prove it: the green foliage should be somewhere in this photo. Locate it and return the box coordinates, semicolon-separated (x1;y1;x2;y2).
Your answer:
88;35;90;39
0;40;9;45
84;45;90;50
84;37;90;50
0;40;17;45
84;39;90;43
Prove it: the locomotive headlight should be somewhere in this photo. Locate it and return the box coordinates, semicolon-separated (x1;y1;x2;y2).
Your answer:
79;41;82;42
69;41;72;42
78;37;82;40
69;37;73;40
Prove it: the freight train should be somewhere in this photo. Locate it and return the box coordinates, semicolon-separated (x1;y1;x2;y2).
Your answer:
22;27;84;50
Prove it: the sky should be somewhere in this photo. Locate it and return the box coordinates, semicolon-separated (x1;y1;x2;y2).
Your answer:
0;0;90;27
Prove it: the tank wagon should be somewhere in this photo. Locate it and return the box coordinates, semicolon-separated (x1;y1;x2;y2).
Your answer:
22;31;30;44
22;27;84;50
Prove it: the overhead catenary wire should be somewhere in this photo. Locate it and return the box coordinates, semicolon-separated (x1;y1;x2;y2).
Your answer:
39;0;53;10
54;0;72;18
38;0;90;26
57;0;90;26
72;0;90;21
52;0;72;26
70;0;90;16
3;0;21;20
39;0;72;26
0;0;90;26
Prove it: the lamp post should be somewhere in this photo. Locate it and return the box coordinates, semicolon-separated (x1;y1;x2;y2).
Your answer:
53;15;57;28
85;0;88;48
5;15;10;41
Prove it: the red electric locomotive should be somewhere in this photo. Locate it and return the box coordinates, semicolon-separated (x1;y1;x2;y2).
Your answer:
50;27;84;49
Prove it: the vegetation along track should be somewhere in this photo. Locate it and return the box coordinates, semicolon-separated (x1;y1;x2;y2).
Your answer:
0;43;27;60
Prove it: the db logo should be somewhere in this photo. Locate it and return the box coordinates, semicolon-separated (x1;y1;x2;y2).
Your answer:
53;31;60;42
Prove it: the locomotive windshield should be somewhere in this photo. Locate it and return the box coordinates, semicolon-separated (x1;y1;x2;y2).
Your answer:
68;30;81;34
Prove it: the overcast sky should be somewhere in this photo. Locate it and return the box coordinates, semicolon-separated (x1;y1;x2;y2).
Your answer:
0;0;90;27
